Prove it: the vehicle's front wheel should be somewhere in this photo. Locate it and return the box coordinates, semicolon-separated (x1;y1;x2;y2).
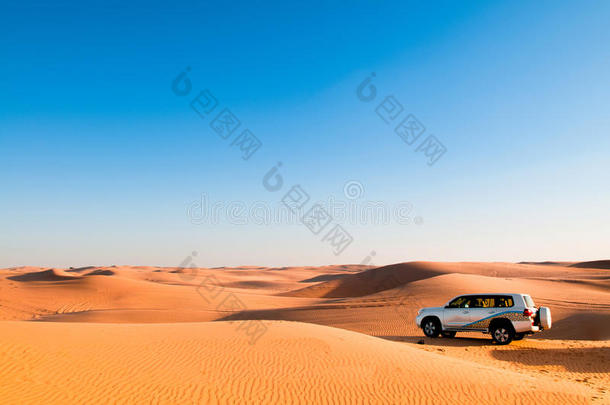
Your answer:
491;324;515;345
513;333;526;341
422;317;441;338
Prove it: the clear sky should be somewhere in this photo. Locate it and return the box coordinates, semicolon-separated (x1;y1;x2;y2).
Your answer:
2;1;609;268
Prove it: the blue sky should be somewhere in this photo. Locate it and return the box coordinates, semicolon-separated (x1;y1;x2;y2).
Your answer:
1;1;609;268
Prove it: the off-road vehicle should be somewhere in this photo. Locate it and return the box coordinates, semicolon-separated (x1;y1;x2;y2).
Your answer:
415;293;551;344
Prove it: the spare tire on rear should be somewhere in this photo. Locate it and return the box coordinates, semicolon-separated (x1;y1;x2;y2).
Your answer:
539;306;552;329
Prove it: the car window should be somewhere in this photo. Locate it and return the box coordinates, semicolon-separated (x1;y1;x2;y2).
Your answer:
522;295;535;307
494;296;514;308
469;296;482;307
447;296;472;308
471;296;494;308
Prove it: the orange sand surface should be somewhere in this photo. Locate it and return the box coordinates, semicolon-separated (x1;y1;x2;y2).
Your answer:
1;261;608;404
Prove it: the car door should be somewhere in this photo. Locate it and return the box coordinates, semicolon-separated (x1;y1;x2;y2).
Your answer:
443;296;474;328
466;295;497;329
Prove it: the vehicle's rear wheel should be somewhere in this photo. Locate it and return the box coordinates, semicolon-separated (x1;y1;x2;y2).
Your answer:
514;333;526;341
491;324;515;345
441;331;456;338
422;318;441;338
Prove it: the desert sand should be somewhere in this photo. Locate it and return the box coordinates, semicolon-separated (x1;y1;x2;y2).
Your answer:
0;261;608;404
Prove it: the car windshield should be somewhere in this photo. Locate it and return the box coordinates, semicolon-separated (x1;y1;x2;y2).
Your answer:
523;295;535;307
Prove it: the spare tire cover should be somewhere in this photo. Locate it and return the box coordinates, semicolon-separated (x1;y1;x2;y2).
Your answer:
539;306;552;329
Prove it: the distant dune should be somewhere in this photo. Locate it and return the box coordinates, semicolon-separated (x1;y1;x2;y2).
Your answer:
518;261;576;266
84;269;115;276
282;261;610;299
7;268;80;282
569;260;610;269
517;260;610;269
283;262;446;298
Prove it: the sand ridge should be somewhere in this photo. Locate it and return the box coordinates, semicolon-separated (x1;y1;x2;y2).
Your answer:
0;321;597;405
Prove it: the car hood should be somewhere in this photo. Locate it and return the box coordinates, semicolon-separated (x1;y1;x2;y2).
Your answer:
419;306;444;313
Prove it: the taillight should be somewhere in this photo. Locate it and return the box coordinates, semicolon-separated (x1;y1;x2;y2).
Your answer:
523;309;533;317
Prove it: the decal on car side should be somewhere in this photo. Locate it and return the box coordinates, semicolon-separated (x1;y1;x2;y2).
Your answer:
463;311;528;329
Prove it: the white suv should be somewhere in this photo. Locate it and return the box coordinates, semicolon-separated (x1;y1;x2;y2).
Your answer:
415;293;551;344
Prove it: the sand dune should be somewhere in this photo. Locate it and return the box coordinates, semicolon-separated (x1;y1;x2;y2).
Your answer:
0;321;597;405
519;261;576;266
284;262;446;298
7;268;80;282
569;260;610;269
84;269;115;276
282;261;610;299
0;261;608;403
